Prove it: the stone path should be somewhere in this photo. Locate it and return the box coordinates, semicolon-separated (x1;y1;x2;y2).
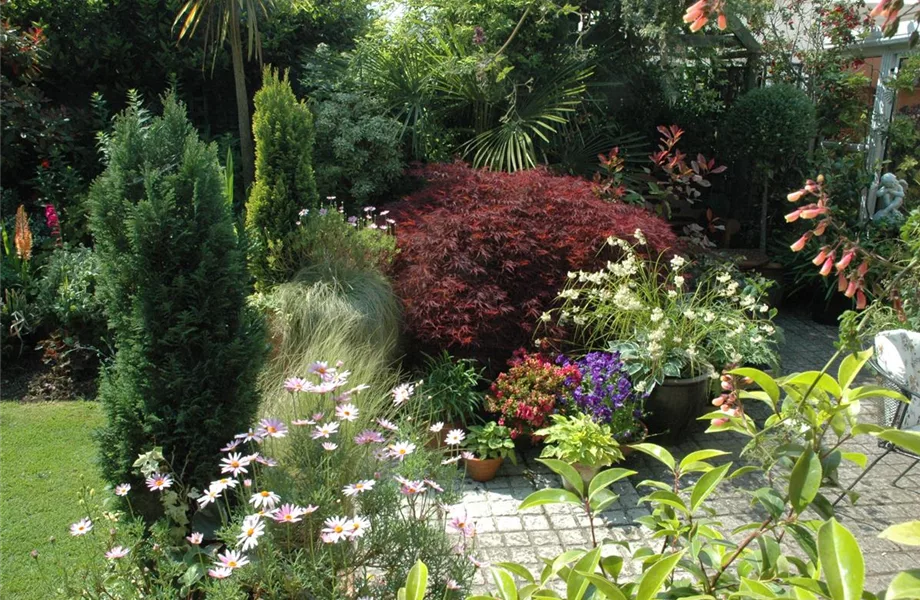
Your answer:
459;312;920;593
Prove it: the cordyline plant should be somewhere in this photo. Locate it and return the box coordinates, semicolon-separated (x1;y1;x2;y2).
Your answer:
399;351;920;600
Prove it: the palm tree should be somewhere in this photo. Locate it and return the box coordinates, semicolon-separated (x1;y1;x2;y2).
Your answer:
174;0;274;191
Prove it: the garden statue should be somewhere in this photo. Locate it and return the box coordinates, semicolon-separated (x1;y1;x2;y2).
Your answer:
871;172;907;225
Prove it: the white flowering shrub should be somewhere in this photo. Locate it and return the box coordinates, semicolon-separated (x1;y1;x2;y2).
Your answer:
548;230;780;391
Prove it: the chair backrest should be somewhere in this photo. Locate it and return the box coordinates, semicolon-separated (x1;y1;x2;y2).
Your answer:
874;329;920;430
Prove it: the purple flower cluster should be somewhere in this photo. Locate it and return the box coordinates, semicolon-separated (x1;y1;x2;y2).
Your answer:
557;352;643;432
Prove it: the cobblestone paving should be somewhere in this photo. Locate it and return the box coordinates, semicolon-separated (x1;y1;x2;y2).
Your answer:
460;312;920;593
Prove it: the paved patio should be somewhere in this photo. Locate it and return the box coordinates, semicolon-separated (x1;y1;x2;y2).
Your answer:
459;312;920;593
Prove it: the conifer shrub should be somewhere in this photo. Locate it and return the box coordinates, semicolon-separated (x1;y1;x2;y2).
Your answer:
88;94;265;495
247;67;319;290
386;162;678;367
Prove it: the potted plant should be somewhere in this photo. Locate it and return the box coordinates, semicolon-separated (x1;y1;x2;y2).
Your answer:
556;351;646;451
535;413;623;488
548;233;780;442
486;350;579;443
416;351;485;445
463;421;516;482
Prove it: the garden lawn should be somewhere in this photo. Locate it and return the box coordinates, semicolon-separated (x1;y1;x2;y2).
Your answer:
0;401;105;599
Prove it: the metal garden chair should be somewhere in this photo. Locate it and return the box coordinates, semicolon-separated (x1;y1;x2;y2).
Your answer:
833;329;920;506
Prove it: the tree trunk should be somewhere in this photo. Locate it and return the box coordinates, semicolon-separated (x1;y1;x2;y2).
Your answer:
759;176;769;252
229;1;255;192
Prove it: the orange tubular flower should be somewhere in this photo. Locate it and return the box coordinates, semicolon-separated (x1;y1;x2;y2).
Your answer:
813;220;829;236
785;209;802;222
844;278;858;298
857;260;870;277
838;271;848;292
790;232;811;252
812;247;829;266
787;189;807;202
856;290;867;310
835;249;855;272
819;257;834;277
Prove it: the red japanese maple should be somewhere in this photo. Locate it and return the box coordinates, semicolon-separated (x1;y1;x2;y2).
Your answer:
386;162;678;365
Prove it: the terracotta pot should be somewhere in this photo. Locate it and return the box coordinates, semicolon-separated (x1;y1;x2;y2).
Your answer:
644;373;712;444
465;457;504;482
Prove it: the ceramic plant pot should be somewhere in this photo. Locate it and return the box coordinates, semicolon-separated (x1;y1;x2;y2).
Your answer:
466;457;504;482
644;373;712;443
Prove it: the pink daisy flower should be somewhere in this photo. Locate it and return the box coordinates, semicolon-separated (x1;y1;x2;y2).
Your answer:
146;473;173;492
216;549;250;570
387;441;416;461
221;439;242;452
105;546;130;560
312;422;339;439
322;442;337;451
284;377;309;392
354;430;384;445
70;518;92;536
234;428;263;444
114;483;131;497
209;567;233;579
249;490;280;510
335;403;359;422
391;383;415;406
257;418;288;439
376;418;398;432
187;532;204;545
348;516;371;539
342;480;375;497
322;516;351;543
273;504;307;524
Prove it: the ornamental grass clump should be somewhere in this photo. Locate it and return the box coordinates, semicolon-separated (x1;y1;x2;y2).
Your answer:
549;231;779;392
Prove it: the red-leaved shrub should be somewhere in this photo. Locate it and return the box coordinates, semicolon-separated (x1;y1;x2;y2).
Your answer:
387;162;678;366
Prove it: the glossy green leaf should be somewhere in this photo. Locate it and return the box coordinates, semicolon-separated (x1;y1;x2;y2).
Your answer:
496;562;536;584
567;547;600;600
818;518;864;600
753;487;786;520
729;367;780;407
588;468;636;501
635;551;684;600
837;349;872;391
582;574;628;600
491;566;519;600
848;385;909;403
785;371;842;399
679;449;730;472
519;488;583;511
403;560;428;600
690;462;731;512
851;423;884;436
886;569;920;599
789;448;822;513
839;452;867;469
640;490;690;514
879;521;920;546
628;443;675;471
873;430;920;456
538;459;586;496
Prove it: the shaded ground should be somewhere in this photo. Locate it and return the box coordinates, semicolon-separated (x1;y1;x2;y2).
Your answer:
461;312;920;593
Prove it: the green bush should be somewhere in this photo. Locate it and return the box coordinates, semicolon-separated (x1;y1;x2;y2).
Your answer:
312;91;403;208
282;206;397;282
34;245;105;345
88;94;265;496
247;67;319;291
721;84;816;175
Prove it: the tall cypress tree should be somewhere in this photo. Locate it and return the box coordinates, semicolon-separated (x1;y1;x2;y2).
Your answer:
89;94;265;492
246;67;319;290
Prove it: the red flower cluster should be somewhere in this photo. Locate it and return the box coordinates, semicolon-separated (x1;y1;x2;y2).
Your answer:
486;351;580;439
386;162;677;364
786;176;871;309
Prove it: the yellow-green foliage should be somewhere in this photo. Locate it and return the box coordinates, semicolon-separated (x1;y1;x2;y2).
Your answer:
247;67;319;290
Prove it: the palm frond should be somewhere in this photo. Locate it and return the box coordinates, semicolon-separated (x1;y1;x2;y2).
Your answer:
461;61;593;172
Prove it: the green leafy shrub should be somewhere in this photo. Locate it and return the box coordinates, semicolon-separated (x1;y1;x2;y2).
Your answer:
312;91;403;209
88;94;265;497
34;245;105;345
464;421;516;462
247;67;319;290
414;351;485;426
280;205;397;282
721;84;817;249
722;84;816;172
536;412;623;467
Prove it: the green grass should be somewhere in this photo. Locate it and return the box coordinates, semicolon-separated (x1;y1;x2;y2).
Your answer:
0;401;105;599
